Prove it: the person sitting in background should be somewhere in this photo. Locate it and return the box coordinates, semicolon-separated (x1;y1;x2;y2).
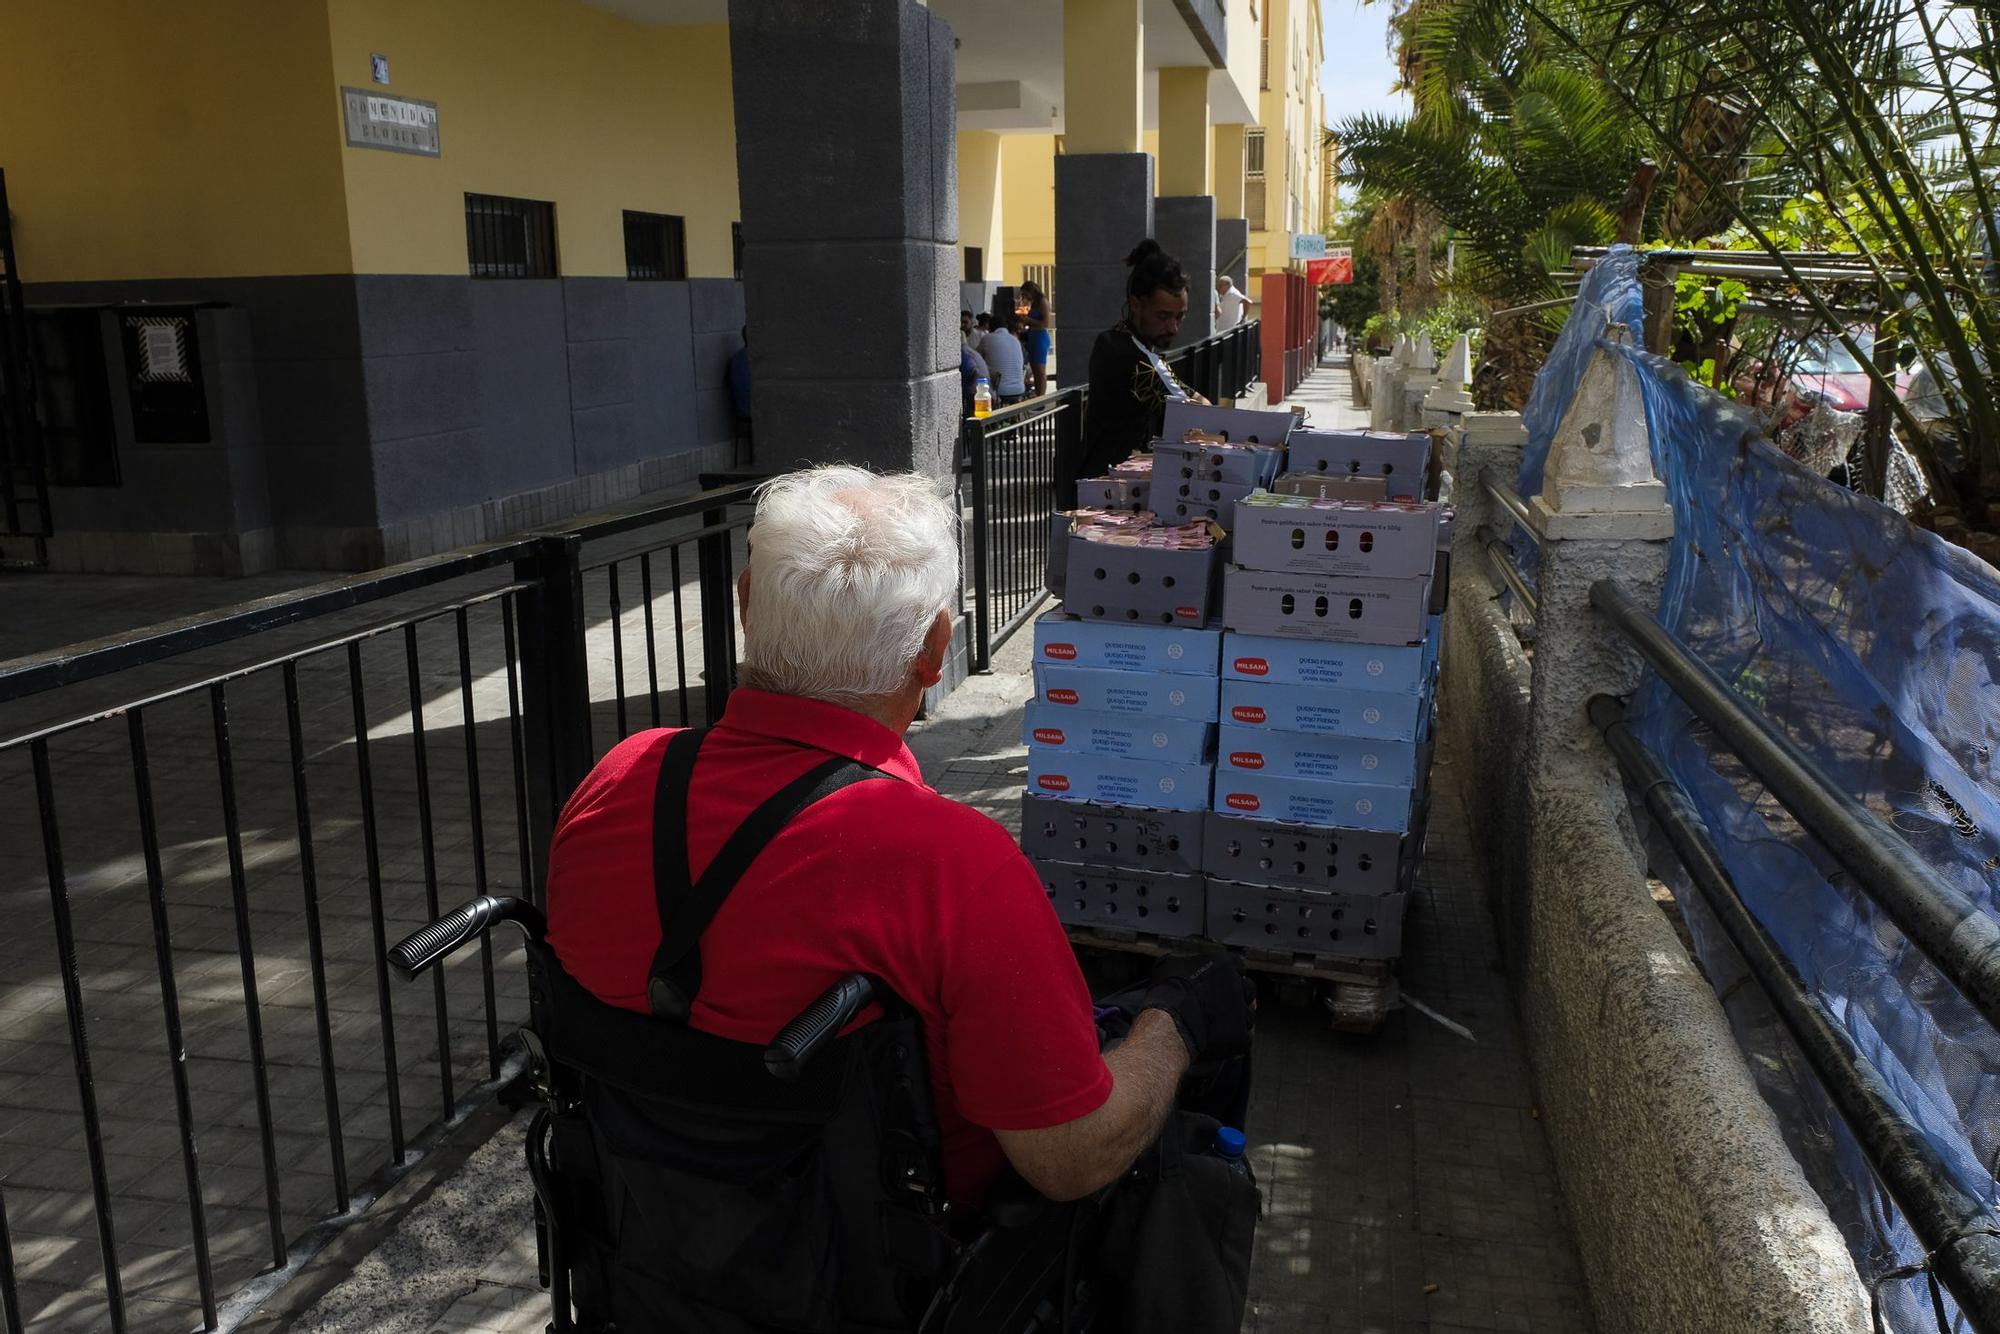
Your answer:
960;339;989;418
977;313;1028;406
961;309;981;350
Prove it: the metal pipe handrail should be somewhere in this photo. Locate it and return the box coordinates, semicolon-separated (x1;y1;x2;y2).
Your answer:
1591;695;2000;1332
1591;578;2000;1034
1480;467;1540;540
1475;524;1540;620
0;478;764;705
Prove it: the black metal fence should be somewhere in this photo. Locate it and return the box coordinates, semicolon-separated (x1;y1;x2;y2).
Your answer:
0;480;757;1333
962;389;1079;673
1164;318;1262;405
956;319;1264;673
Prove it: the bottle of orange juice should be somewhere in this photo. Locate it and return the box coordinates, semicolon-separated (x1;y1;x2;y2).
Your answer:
973;377;993;418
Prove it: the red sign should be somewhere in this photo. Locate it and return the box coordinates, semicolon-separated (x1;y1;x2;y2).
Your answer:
1046;688;1079;705
1043;643;1077;660
1224;792;1261;812
1037;774;1071;792
1174;606;1200;621
1233;657;1270;676
1306;253;1353;286
1228;752;1265;770
1032;728;1066;745
1230;705;1267;724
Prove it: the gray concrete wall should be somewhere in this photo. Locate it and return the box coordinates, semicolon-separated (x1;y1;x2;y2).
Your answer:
20;272;742;573
1154;195;1215;348
1217;217;1250;294
1054;152;1153;387
1439;556;1873;1333
729;0;959;480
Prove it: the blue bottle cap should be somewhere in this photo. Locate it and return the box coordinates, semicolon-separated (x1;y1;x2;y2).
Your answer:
1215;1126;1247;1158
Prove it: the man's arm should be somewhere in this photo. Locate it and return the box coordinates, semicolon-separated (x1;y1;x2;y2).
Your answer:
994;1009;1187;1201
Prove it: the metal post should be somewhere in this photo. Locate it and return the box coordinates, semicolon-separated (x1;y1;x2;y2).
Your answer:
697;503;739;723
513;534;593;870
966;419;994;674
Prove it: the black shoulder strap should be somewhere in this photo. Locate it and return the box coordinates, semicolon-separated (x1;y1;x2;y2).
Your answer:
647;727;888;1021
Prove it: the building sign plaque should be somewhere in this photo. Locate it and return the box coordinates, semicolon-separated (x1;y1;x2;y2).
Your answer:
341;88;439;157
1290;233;1328;260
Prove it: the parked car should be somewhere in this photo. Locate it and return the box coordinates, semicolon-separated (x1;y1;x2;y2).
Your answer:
1733;329;1909;417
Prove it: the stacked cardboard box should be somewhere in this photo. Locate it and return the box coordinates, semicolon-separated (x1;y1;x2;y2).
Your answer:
1208;488;1448;958
1024;613;1223;938
1024;402;1450;975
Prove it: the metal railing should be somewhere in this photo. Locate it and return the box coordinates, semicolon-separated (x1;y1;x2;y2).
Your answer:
962;389;1078;673
956;320;1266;674
0;478;759;1333
1163;318;1262;405
1587;580;2000;1330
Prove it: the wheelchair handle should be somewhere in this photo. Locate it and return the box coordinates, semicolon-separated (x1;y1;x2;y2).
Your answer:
765;974;875;1082
391;895;546;980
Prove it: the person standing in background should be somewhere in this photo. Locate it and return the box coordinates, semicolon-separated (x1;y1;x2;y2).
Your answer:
1020;281;1053;399
1069;240;1206;503
977;313;1028;405
1214;275;1251;331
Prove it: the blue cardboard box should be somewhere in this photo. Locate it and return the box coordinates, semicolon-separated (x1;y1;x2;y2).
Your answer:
1221;632;1429;693
1212;770;1418;833
1220;677;1429;742
1027;751;1213;812
1032;611;1221;676
1024;703;1215;764
1217;723;1419;787
1032;662;1220;720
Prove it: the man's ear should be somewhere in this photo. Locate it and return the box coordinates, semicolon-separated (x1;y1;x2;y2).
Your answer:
915;609;952;687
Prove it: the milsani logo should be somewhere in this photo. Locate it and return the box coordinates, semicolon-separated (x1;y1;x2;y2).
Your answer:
1046;688;1079;705
1225;792;1261;812
1175;605;1200;620
1230;705;1267;724
1037;774;1071;791
1043;643;1077;660
1228;751;1265;770
1233;658;1270;676
1032;728;1066;745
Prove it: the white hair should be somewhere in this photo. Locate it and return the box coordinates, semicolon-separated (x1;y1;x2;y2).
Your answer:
739;465;960;704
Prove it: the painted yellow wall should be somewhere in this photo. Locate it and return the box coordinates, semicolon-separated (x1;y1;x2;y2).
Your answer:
327;0;740;277
999;134;1055;280
1156;68;1211;197
0;1;352;281
957;131;1005;279
1250;0;1325;276
1214;123;1246;219
1062;0;1143;154
1218;0;1259;117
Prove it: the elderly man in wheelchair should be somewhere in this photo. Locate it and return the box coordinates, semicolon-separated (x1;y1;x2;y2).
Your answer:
394;465;1258;1333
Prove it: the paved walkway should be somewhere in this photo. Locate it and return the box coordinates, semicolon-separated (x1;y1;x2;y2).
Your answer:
0;364;1595;1333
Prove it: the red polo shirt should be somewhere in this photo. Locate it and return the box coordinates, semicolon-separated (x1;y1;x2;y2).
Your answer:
545;688;1113;1206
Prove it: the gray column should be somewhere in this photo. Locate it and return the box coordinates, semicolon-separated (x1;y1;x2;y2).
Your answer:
728;0;958;480
1216;217;1249;294
1154;195;1215;347
1054;152;1153;388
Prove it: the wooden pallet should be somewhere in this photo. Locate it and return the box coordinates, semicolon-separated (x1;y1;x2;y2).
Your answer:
1064;924;1399;1034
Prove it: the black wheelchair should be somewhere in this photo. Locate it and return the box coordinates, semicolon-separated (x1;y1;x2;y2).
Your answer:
391;895;1111;1333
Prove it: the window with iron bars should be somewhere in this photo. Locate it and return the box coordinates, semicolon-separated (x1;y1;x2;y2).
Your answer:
622;210;688;281
1245;127;1268;230
465;193;558;278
